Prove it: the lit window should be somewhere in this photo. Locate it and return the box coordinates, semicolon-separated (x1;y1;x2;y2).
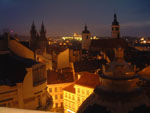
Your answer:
55;95;57;100
69;94;71;99
55;103;58;108
60;87;62;92
65;93;67;98
78;88;80;93
60;94;63;99
78;97;80;102
87;90;89;95
49;88;52;92
82;90;84;94
72;95;74;100
61;102;63;107
55;88;57;92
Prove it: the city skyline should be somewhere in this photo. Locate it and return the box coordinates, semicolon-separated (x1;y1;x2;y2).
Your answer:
0;0;150;37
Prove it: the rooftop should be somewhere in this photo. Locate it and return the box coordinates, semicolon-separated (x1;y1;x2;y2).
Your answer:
47;70;74;84
75;72;100;88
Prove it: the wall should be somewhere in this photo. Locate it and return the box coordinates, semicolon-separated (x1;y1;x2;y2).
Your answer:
57;49;70;69
9;40;34;59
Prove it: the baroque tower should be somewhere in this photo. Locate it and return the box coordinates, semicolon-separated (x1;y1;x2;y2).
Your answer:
82;25;91;50
112;13;120;38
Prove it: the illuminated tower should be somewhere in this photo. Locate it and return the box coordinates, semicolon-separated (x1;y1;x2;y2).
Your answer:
112;13;120;38
30;21;37;51
82;25;91;50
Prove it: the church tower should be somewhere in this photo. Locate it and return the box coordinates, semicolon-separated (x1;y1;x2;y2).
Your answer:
40;22;46;40
111;13;120;38
30;21;37;51
82;25;91;50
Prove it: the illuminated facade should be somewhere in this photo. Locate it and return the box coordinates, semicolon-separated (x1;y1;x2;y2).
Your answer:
63;72;100;113
47;70;74;112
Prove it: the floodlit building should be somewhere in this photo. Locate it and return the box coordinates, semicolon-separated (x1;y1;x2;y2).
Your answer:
47;70;74;112
63;72;100;113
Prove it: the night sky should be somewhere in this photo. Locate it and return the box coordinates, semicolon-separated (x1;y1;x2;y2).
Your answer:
0;0;150;37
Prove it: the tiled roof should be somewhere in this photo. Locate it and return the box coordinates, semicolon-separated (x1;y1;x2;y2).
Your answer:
75;72;100;88
47;70;74;84
90;38;128;49
63;84;75;93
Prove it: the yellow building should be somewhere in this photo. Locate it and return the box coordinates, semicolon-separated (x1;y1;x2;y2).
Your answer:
63;72;100;113
47;70;74;112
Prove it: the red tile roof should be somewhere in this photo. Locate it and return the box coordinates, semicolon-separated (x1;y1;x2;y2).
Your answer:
63;84;75;93
47;70;74;84
75;72;100;88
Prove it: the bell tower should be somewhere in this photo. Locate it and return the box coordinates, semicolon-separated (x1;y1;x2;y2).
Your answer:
82;25;91;50
111;13;120;38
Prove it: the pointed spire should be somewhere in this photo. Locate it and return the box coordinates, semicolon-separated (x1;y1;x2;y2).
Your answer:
112;13;119;25
40;21;46;39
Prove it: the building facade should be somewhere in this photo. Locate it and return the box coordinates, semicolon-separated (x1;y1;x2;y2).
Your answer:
63;72;100;113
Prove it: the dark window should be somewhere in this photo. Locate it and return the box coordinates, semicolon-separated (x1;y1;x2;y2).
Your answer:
86;35;88;39
116;27;119;31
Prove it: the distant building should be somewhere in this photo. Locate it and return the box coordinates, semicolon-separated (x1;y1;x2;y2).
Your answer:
30;22;47;52
82;26;91;50
111;13;120;38
63;72;100;113
50;47;70;70
0;33;51;110
47;70;74;112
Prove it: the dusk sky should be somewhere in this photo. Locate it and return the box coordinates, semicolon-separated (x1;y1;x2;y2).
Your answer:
0;0;150;37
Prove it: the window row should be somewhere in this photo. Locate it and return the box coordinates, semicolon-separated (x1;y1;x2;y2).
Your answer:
65;93;75;100
64;101;75;109
54;94;63;100
54;102;63;108
77;88;90;95
49;87;63;92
